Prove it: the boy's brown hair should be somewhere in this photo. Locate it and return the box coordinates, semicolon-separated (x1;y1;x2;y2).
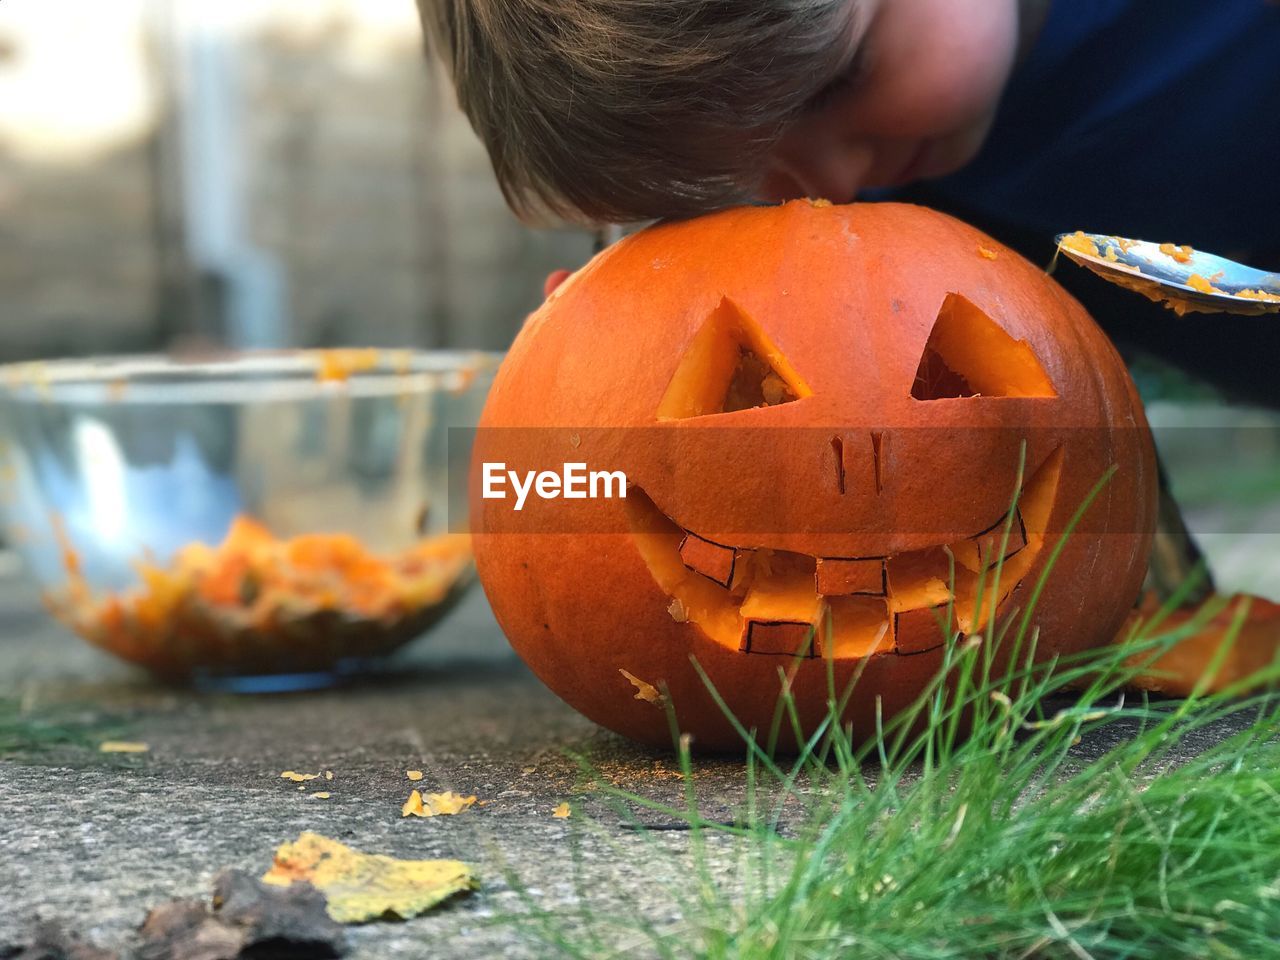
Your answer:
418;0;854;224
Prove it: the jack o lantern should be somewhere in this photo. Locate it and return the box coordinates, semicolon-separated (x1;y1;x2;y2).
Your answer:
473;202;1156;750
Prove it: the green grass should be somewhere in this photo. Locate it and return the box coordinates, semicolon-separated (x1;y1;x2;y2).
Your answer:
495;462;1280;959
0;696;128;757
1168;460;1280;511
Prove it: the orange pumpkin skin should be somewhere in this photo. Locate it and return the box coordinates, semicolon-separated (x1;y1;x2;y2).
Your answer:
473;202;1156;751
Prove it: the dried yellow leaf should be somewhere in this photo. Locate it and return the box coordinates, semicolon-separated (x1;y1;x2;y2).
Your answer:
310;792;331;799
552;802;571;819
99;741;149;753
325;770;334;781
262;832;476;923
406;770;424;781
281;771;319;782
619;669;666;707
402;790;477;818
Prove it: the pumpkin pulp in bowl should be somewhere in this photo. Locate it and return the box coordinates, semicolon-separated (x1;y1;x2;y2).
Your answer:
47;516;474;682
0;349;496;688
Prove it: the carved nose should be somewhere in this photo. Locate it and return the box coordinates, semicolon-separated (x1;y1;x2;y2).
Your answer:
830;432;887;495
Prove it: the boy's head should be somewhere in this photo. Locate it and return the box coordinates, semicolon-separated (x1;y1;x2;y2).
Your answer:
420;0;1034;224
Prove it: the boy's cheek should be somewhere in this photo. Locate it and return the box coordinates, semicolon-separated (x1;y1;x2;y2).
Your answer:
851;0;1019;137
755;0;1018;202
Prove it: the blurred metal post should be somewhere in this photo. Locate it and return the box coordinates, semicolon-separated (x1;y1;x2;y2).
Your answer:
159;0;286;349
145;0;203;350
411;60;449;349
592;224;625;254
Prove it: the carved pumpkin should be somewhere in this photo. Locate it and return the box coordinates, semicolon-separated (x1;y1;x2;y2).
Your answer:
473;201;1156;750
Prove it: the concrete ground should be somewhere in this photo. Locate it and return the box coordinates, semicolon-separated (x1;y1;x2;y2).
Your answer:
0;575;766;959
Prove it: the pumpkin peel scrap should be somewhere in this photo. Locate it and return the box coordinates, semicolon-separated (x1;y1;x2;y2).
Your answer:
401;789;425;817
1124;593;1280;696
262;832;476;923
402;789;477;818
99;741;149;754
620;668;666;706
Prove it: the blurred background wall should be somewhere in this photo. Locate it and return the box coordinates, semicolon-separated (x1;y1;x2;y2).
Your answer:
0;0;593;360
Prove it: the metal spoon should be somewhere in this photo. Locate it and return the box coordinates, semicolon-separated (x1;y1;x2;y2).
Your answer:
1055;232;1280;316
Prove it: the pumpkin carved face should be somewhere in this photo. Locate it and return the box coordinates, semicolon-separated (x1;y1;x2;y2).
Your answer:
473;202;1156;750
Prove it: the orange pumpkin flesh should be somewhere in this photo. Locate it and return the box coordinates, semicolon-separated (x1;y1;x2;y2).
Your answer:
1125;593;1280;696
473;201;1157;751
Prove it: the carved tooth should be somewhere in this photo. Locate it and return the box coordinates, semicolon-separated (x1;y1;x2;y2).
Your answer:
893;604;958;656
678;532;736;587
815;557;886;597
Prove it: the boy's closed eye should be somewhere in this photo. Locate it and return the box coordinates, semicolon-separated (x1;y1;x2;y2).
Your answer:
803;42;877;115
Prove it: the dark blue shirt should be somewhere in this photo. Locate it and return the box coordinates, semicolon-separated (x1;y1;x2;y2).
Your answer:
920;0;1280;257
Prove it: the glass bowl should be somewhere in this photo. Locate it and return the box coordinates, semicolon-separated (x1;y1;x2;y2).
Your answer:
0;349;498;690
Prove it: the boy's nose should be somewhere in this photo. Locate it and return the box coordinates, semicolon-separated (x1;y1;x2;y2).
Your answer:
763;140;875;205
757;166;810;204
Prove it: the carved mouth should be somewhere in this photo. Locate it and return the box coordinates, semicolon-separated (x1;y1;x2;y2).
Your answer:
625;447;1063;659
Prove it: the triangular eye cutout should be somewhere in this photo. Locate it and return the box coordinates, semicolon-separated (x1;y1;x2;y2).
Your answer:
911;293;1057;400
658;297;812;420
